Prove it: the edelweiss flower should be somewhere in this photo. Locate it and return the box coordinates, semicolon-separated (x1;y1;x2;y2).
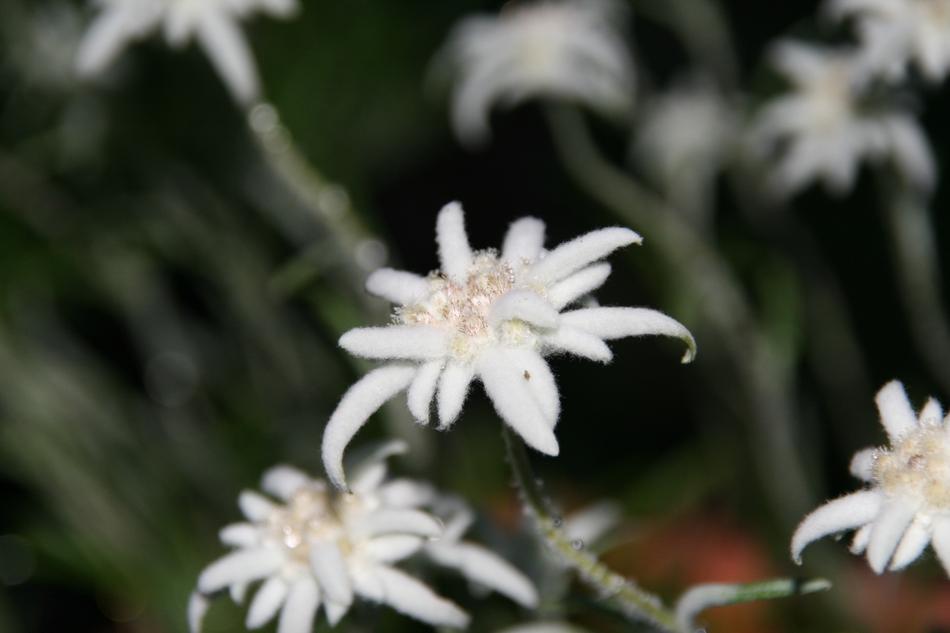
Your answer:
434;0;635;145
748;41;934;196
76;0;298;104
190;441;537;632
792;381;950;575
322;202;695;489
829;0;950;83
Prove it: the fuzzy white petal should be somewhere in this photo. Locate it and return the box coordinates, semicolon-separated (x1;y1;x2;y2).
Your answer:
564;501;622;545
441;506;476;543
407;360;445;424
560;307;696;362
324;601;349;626
76;8;146;76
356;509;443;539
198;548;284;593
543;327;613;362
867;499;917;573
309;541;353;609
377;478;436;508
339;326;449;360
364;535;425;563
277;576;320;633
489;290;560;330
261;466;310;501
791;490;883;563
875;380;918;442
193;11;259;104
239;490;277;522
478;349;560;455
220;523;259;548
322;364;416;490
366;268;430;306
502;217;546;264
501;347;560;426
528;227;641;284
547;263;612;309
850;525;872;554
437;361;475;429
919;397;944;425
889;517;931;571
231;583;249;604
372;565;470;628
849;448;877;482
436;202;474;282
931;518;950;576
427;541;538;607
188;591;209;633
246;576;288;629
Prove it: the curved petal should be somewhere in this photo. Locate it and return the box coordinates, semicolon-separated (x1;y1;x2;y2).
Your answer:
322;364;416;490
849;448;877;482
791;490;883;563
261;466;310;501
198;548;284;593
889;516;932;571
372;565;470;628
339;326;449;360
277;576;320;633
919;397;944;426
436;202;473;282
500;347;559;426
76;8;145;76
564;501;622;546
437;361;475;429
931;517;950;576
246;576;288;629
309;541;353;609
427;541;538;607
377;478;436;508
366;268;430;306
347;440;408;496
867;499;918;573
220;523;260;548
850;524;871;554
355;509;443;539
560;307;696;362
239;490;276;522
194;11;259;104
528;227;640;284
477;349;559;455
188;591;209;633
364;535;425;563
407;360;445;424
502;217;546;264
489;290;559;330
543;327;612;363
875;380;917;442
324;601;349;626
547;263;612;309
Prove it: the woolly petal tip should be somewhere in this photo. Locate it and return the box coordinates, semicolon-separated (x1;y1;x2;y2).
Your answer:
790;490;882;564
436;201;473;282
875;380;917;442
188;591;209;633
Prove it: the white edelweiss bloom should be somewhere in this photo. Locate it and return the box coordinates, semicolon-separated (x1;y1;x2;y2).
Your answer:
748;41;934;196
191;440;536;632
829;0;950;83
322;201;696;489
435;0;635;146
76;0;298;104
792;380;950;575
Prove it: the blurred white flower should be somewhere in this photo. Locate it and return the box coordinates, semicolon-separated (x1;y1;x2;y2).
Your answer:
634;79;736;220
748;41;934;196
322;201;695;489
792;380;950;575
76;0;298;104
435;0;635;146
191;441;537;632
829;0;950;83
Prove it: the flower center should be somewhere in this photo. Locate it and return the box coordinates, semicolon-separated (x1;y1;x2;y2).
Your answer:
873;424;950;512
263;486;356;562
397;251;516;339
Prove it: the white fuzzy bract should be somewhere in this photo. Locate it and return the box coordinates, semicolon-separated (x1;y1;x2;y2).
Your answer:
829;0;950;83
322;201;695;489
435;0;635;146
191;441;537;632
748;41;934;196
791;380;950;575
76;0;298;104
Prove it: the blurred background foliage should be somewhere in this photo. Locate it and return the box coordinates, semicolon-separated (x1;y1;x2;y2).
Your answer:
3;0;950;632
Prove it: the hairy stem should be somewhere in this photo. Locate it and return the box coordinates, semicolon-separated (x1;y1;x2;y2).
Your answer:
502;426;680;632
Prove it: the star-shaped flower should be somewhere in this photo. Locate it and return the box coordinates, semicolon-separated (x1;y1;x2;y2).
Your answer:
792;380;950;575
190;441;537;632
829;0;950;83
748;41;934;196
76;0;298;104
322;202;695;489
433;0;635;146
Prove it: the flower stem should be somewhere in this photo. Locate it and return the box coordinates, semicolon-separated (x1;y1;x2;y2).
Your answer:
502;426;680;632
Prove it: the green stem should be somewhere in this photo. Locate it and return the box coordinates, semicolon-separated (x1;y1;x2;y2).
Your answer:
502;426;679;632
